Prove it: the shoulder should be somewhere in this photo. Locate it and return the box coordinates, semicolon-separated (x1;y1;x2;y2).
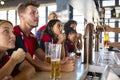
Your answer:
39;24;47;31
41;33;52;42
14;25;20;32
13;25;22;36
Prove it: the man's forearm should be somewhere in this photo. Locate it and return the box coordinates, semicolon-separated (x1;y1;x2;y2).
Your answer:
109;42;120;49
25;55;51;71
110;27;120;33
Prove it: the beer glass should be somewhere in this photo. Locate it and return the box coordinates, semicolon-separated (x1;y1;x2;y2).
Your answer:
50;44;62;80
45;42;51;63
104;32;109;48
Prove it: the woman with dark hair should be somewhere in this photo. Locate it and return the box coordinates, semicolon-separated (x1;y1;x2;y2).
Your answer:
36;12;58;40
64;27;77;56
40;19;75;72
40;19;66;59
64;20;77;30
64;20;82;49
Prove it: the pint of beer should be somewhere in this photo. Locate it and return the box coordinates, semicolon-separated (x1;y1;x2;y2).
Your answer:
104;32;109;48
50;44;62;80
51;59;60;79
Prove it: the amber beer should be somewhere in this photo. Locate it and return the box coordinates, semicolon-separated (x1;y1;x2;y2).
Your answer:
50;44;61;79
104;32;109;48
45;56;51;63
50;59;60;79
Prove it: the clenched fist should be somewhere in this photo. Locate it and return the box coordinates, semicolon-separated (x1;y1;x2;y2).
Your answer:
57;33;66;43
61;57;75;72
11;48;25;63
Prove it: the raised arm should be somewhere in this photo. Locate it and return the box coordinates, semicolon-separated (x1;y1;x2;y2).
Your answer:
0;48;25;79
103;24;120;33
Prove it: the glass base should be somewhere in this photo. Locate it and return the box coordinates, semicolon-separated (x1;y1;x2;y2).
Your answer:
51;77;61;80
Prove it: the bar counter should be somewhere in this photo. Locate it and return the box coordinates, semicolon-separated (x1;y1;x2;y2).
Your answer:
30;51;120;80
31;57;89;80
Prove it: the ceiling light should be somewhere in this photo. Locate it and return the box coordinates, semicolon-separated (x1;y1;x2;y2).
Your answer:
0;0;5;5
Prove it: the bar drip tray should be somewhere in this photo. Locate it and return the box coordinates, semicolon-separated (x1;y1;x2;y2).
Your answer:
85;72;102;80
84;65;120;80
97;51;120;65
85;65;104;80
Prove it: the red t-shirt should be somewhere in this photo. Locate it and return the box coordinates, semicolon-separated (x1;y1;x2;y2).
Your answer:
38;24;46;31
0;53;20;77
40;33;57;51
0;53;9;68
13;25;39;57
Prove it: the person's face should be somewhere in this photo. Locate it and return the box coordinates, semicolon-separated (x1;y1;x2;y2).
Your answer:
52;21;62;36
21;5;39;28
70;23;77;30
48;13;58;21
68;33;77;43
0;22;15;51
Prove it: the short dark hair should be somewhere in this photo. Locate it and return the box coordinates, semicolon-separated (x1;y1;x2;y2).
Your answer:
17;0;40;15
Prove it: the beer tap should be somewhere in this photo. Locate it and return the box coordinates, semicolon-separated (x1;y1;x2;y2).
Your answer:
83;23;94;64
95;19;104;52
95;25;101;52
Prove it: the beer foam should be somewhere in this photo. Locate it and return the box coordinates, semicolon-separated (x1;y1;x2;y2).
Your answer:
51;59;60;61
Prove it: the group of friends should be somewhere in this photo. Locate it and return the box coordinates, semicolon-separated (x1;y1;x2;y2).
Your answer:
0;0;81;80
0;0;118;80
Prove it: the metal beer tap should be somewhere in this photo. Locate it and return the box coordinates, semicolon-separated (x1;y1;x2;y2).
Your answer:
83;23;94;64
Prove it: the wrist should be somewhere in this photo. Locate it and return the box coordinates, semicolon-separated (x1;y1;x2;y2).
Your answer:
9;58;18;65
109;27;113;32
57;41;63;44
